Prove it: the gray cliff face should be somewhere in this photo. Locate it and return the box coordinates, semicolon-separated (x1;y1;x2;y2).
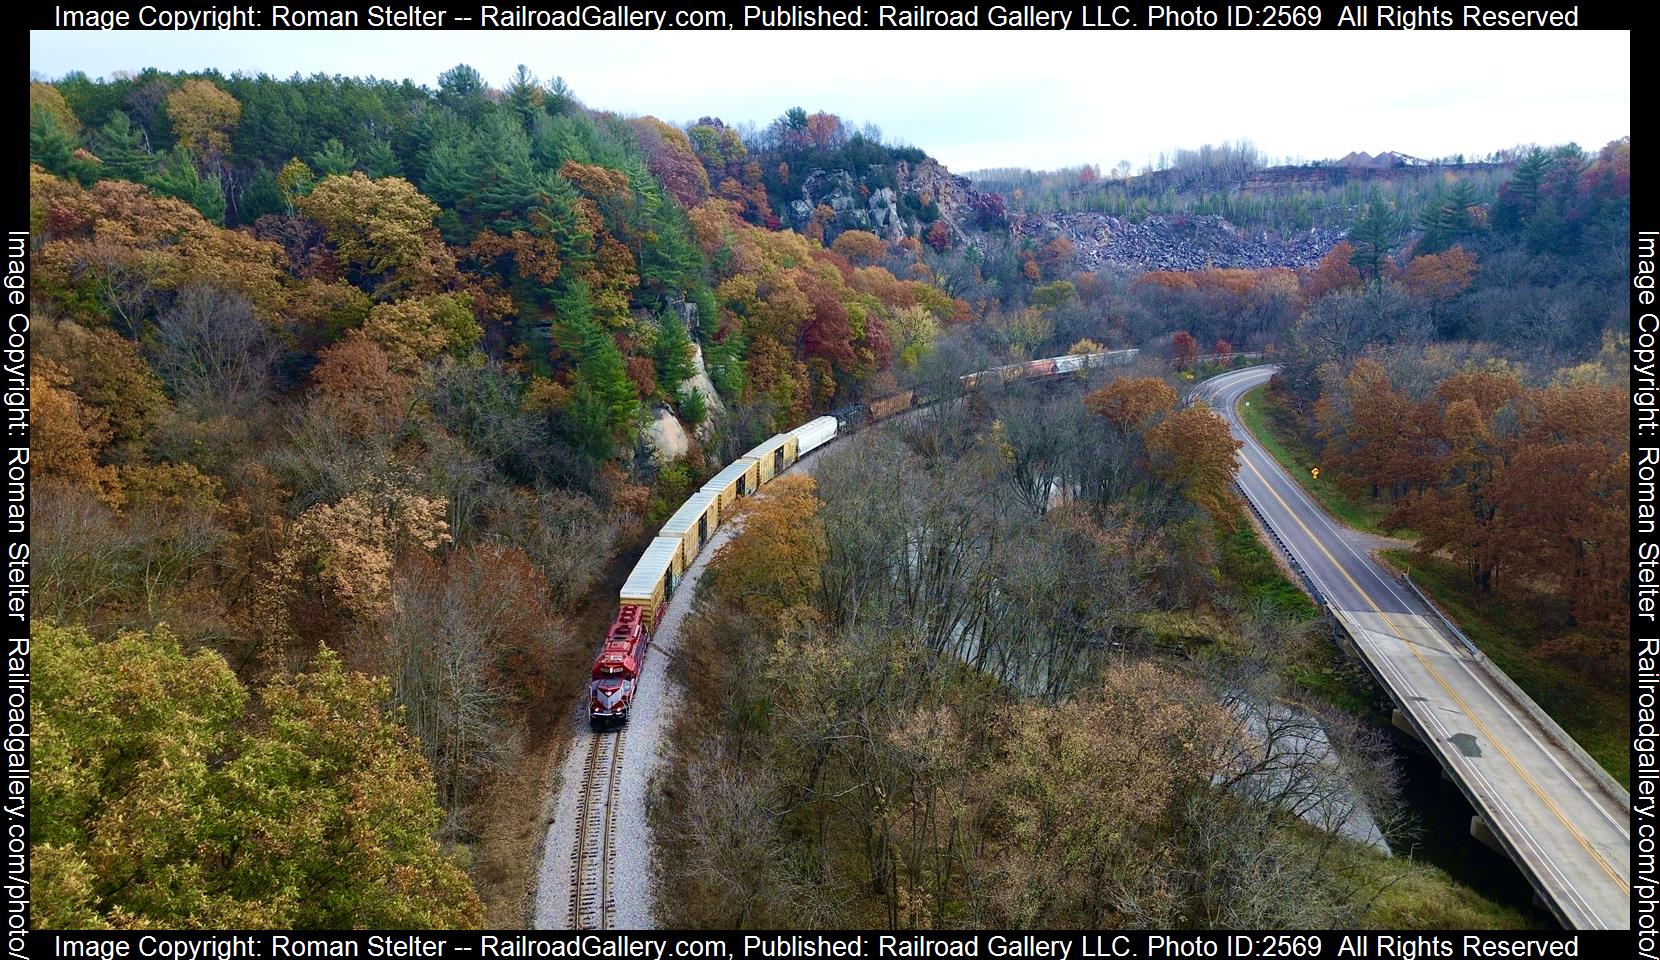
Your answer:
789;169;907;242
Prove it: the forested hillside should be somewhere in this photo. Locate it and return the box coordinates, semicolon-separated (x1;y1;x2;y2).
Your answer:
28;66;978;927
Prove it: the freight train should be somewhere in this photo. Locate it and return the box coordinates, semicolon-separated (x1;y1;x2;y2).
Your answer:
587;346;1139;728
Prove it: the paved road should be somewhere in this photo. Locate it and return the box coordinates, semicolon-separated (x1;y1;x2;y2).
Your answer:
1200;366;1631;930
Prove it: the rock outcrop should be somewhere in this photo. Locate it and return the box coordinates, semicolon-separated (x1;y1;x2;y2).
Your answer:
644;406;689;464
681;343;725;441
789;169;907;242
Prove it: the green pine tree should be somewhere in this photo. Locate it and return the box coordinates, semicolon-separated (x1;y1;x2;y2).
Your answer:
652;311;695;394
149;148;227;224
239;167;288;223
362;140;403;178
311;137;358;177
30;106;83;181
94;110;157;182
1348;199;1402;288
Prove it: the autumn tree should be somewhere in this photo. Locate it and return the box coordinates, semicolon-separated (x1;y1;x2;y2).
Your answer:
30;82;81;135
1145;404;1241;524
889;304;940;370
1084;376;1177;434
147;284;282;420
360;292;480;365
309;335;411;437
1030;280;1077;314
35;622;483;929
1400;246;1478;304
35;317;169;457
627;117;710;208
830;229;885;266
706;475;826;626
380;546;567;822
33;360;121;505
299;173;448;295
1314;358;1427;500
1036;236;1075;278
1301;241;1363;301
1490;384;1625;629
275;485;452;626
984;662;1232;926
1171;331;1200;370
165;78;241;170
991;307;1053;360
925;220;950;252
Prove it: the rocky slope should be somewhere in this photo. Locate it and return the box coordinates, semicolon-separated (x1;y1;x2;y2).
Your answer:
1013;211;1344;272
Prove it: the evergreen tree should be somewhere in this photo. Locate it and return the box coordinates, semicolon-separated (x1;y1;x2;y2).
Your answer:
30;106;84;181
239;167;288;223
554;279;638;454
652;311;694;393
436;64;487;122
470;113;543;232
1494;148;1552;233
94;110;156;182
149;147;227;224
628;159;701;297
1348;199;1402;288
362;140;403;178
311;137;358;176
505;64;544;131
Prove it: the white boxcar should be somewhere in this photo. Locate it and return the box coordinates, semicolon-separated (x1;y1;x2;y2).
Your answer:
660;485;724;568
791;416;838;457
703;457;762;511
1083;349;1139;369
743;432;799;484
618;536;685;629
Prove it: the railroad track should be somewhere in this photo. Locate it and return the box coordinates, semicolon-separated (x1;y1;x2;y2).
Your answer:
569;728;625;929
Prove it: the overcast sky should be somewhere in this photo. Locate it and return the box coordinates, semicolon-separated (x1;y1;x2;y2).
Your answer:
29;30;1629;172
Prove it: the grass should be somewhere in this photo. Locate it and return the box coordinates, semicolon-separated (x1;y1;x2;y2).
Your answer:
1237;385;1402;538
1218;523;1379;718
1341;844;1542;929
1383;550;1630;789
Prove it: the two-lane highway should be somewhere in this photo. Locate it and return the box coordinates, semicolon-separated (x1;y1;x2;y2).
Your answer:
1199;366;1630;930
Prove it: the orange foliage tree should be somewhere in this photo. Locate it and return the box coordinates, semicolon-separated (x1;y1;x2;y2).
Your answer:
706;475;826;625
1084;377;1178;434
1301;241;1363;301
1400;246;1478;303
1170;331;1199;370
1144;405;1241;525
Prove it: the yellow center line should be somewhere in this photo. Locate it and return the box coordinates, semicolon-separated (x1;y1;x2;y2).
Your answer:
1236;446;1628;896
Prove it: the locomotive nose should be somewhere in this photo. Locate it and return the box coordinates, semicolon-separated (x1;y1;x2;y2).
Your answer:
591;680;628;708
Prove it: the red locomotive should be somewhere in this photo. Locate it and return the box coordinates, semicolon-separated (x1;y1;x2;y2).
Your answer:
589;605;649;729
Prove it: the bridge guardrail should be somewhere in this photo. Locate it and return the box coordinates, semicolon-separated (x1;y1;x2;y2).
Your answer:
1395;572;1481;658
